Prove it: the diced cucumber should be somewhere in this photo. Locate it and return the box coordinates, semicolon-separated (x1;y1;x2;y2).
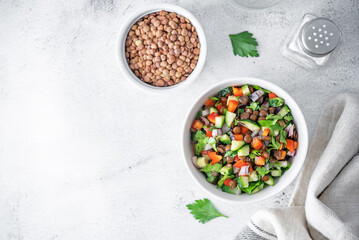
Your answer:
215;116;225;128
238;119;260;131
208;137;217;152
250;183;264;194
196;157;209;168
237;145;250;156
264;176;274;186
210;107;218;114
219;134;231;145
249;171;259;182
225;111;236;127
227;95;239;105
271;169;282;177
242;85;251;95
238;176;249;188
220;166;232;175
277;105;290;117
231;140;245;151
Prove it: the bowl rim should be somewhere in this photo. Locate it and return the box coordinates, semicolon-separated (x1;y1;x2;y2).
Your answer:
182;77;309;203
116;3;207;93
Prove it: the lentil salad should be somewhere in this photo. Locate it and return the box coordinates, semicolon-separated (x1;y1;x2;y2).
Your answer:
190;85;298;195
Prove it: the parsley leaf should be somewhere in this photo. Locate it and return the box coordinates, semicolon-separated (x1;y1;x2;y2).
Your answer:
253;85;271;93
247;102;260;111
268;136;281;150
193;130;209;155
222;185;235;194
284;113;293;122
218;87;232;97
200;163;222;174
240;181;263;194
266;114;283;120
229;31;259;57
274;162;282;170
256;167;268;177
186;198;228;224
279;130;288;144
268;97;284;107
209;97;219;101
237;108;245;115
224;150;238;158
249;149;261;159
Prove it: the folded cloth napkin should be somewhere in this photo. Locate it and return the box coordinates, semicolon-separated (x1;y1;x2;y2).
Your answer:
235;94;359;240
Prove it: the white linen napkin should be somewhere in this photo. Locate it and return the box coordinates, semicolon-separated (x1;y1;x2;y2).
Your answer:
235;93;359;240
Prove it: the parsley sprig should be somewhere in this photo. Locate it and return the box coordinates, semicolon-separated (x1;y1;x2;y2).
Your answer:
186;198;228;224
229;31;259;57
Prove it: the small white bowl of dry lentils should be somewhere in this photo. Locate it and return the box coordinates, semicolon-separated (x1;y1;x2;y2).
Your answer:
117;4;207;92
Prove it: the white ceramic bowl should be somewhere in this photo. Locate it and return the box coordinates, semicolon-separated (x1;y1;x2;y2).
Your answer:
182;77;309;203
116;4;207;93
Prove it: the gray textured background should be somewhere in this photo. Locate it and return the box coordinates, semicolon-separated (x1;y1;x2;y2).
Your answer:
0;0;358;239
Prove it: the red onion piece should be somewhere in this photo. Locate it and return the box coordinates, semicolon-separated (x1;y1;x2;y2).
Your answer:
233;166;240;174
287;150;296;156
250;90;264;102
251;129;260;137
264;140;270;146
229;132;235;141
212;129;223;137
285;124;294;137
192;156;200;169
200;116;209;127
278;160;288;167
201;109;210;117
274;107;281;114
239;165;250;176
221;123;230;133
204;144;212;150
265;162;270;171
261;100;269;109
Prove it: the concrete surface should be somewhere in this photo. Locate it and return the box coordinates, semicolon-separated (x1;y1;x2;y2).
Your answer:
0;0;358;239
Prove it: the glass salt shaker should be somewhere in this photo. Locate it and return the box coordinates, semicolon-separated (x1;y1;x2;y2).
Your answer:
281;14;342;68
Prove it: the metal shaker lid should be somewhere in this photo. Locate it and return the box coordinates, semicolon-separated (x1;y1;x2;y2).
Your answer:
299;17;341;57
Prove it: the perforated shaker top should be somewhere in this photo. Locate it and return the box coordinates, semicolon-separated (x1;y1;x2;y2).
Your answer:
300;18;341;57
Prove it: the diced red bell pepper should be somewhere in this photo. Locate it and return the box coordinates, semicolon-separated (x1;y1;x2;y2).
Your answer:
233;160;248;168
201;150;209;155
294;141;299;150
232;87;243;97
227;100;239;113
208;151;222;165
224;179;232;187
205;99;215;107
240;126;249;134
207;112;218;124
234;134;243;141
192;120;204;130
255;156;265;166
262;128;270;136
204;128;212;137
251;138;263;150
216;103;223;112
286;139;295;153
268;92;277;99
279;150;286;160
